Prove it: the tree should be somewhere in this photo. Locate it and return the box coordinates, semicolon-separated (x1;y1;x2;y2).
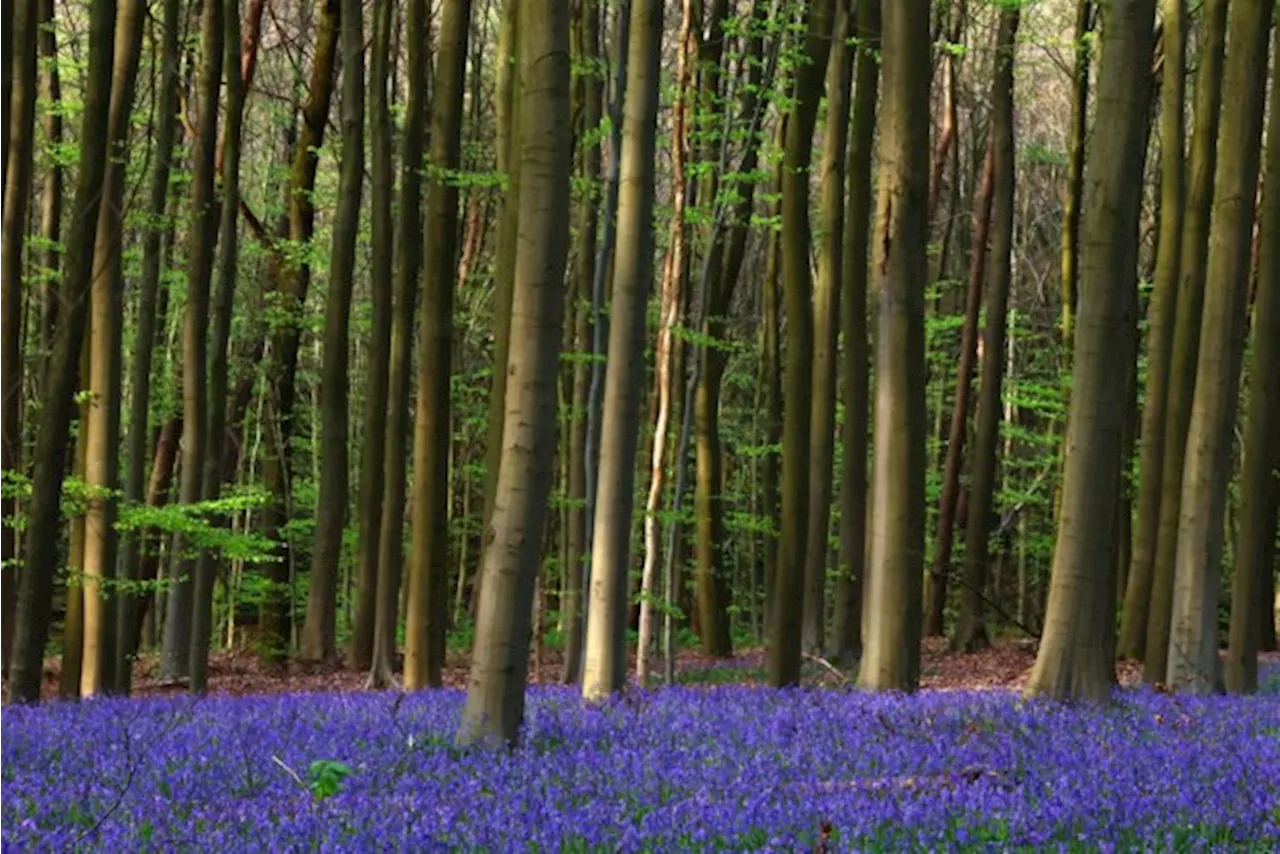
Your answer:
1059;0;1095;342
406;0;471;689
7;0;118;702
1226;39;1280;694
301;0;367;664
457;0;571;746
1121;0;1186;662
801;0;852;656
766;0;834;688
1143;0;1228;684
831;0;880;665
1166;0;1273;694
581;0;663;702
0;0;37;678
1025;0;1157;703
953;7;1019;654
350;0;396;672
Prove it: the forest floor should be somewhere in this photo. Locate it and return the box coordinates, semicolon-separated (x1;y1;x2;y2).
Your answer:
34;638;1280;699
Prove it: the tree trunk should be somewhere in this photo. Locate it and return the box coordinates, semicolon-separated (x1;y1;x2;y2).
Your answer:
114;0;180;694
301;0;366;664
1121;0;1186;661
350;0;395;672
801;0;852;657
831;0;880;666
1144;0;1227;684
456;0;571;746
369;0;427;689
1167;0;1272;694
406;0;470;689
856;0;930;692
61;380;91;699
1025;0;1156;703
190;0;246;692
561;0;602;685
0;0;37;680
953;9;1019;654
581;0;663;702
1059;0;1095;343
760;150;782;626
924;144;993;638
767;0;834;688
35;0;62;363
7;0;117;703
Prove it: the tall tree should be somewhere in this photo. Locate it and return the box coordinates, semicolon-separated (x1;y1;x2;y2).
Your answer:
1121;0;1186;660
831;0;880;665
953;7;1019;653
370;0;428;689
114;0;181;693
456;0;571;746
350;0;396;671
581;0;663;702
766;0;835;688
190;0;247;693
301;0;367;663
855;0;930;692
7;0;118;702
406;0;471;689
1059;0;1095;342
160;0;224;681
1166;0;1273;694
1144;0;1228;683
561;0;602;685
1025;0;1156;702
0;0;37;677
80;0;148;695
1226;40;1280;693
801;0;853;656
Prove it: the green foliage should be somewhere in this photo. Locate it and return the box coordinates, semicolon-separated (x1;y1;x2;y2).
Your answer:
305;760;351;800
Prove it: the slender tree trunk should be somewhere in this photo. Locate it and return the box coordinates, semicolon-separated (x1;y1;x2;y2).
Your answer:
0;0;37;679
831;0;880;666
350;0;396;672
35;0;62;362
1025;0;1156;703
856;0;930;692
1144;0;1227;683
456;0;571;746
1167;0;1272;694
301;0;366;664
801;0;852;656
1121;0;1186;660
1059;0;1095;343
190;0;245;692
562;0;602;685
160;0;224;682
760;151;782;625
581;0;663;702
114;0;180;694
406;0;470;689
369;0;427;689
953;9;1019;653
767;0;835;688
7;0;117;703
61;379;90;698
924;145;993;638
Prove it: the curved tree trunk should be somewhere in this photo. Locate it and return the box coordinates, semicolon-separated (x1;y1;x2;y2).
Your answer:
1166;0;1272;694
953;8;1019;654
456;0;571;746
7;0;118;703
581;0;663;702
1025;0;1156;703
405;0;470;689
831;0;880;666
1144;0;1227;684
766;0;835;688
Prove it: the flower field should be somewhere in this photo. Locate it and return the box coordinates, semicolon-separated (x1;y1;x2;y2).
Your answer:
4;678;1279;851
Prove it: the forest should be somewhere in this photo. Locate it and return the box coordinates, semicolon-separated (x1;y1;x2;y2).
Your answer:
2;0;1279;848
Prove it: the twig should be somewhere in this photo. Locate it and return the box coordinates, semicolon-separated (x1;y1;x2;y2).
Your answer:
803;652;850;685
270;755;307;791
